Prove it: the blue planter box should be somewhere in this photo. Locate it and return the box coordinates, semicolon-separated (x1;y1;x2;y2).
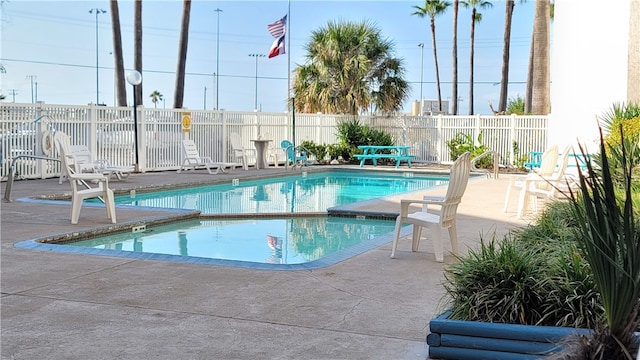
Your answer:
427;312;591;360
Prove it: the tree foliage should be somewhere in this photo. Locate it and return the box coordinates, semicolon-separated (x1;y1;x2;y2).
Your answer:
292;20;409;115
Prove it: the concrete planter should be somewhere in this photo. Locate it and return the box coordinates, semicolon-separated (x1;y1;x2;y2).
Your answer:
427;312;590;360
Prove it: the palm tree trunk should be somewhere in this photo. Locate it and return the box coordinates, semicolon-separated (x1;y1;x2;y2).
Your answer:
451;0;459;115
431;18;443;112
109;0;127;107
469;8;476;115
531;0;550;115
173;0;191;109
134;0;143;106
525;31;533;114
498;0;514;112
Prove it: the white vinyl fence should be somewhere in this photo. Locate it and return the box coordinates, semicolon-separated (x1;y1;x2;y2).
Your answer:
0;102;548;180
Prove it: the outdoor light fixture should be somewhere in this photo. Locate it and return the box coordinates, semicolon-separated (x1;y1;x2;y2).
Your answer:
126;70;142;172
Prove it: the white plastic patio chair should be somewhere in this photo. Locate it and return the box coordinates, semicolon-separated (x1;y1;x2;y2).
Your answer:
390;151;472;262
229;133;256;170
503;145;559;214
54;132;117;225
514;145;573;218
58;144;133;183
178;139;239;174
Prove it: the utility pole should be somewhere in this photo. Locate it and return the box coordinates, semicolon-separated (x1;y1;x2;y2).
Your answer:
248;54;265;111
89;8;106;105
9;89;17;102
214;8;223;110
26;75;36;103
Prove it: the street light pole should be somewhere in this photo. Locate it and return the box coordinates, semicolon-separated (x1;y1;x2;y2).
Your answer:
248;54;265;111
126;70;142;172
214;8;223;110
204;86;207;110
418;43;424;116
89;8;106;105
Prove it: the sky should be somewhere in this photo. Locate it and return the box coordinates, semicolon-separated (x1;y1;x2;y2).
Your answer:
0;0;537;115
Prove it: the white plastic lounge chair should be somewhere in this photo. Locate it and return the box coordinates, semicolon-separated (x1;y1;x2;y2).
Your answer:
390;152;471;262
281;140;308;169
503;145;559;214
514;145;573;218
230;133;256;170
58;144;133;183
178;139;239;174
54;132;116;224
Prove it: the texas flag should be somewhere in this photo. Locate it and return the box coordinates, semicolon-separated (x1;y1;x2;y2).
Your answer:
267;15;286;59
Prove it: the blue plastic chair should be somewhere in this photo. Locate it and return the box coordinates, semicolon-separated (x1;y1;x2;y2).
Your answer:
281;140;308;169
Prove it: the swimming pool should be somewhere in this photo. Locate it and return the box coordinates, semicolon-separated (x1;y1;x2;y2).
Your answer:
115;170;449;214
26;169;446;269
60;216;399;270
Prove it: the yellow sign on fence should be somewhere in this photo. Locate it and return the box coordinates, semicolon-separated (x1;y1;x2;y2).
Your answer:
181;112;192;132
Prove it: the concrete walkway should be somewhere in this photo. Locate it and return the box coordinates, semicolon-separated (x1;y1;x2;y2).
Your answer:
1;166;529;360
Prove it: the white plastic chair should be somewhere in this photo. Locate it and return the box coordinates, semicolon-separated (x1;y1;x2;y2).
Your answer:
503;145;559;214
229;133;256;170
390;152;472;262
514;145;573;218
178;139;239;174
58;144;133;183
54;132;117;225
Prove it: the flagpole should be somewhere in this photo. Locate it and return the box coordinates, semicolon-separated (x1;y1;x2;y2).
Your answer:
287;0;293;148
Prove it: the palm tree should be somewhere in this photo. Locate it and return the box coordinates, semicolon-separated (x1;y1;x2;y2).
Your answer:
451;0;459;115
462;0;492;115
173;0;191;109
412;0;451;113
498;0;515;112
525;0;552;114
109;0;127;107
149;90;163;108
134;0;143;106
292;20;409;115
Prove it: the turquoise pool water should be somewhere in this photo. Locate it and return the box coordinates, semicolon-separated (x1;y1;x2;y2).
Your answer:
66;217;398;268
38;170;446;269
115;170;448;214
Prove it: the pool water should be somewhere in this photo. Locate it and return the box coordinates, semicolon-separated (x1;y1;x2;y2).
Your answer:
66;217;398;268
47;170;447;268
115;171;448;214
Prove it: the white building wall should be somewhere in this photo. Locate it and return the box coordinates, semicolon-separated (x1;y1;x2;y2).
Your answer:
548;0;631;152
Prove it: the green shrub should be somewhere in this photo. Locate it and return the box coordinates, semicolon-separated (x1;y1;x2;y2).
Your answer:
300;140;328;163
335;117;396;162
507;95;526;115
511;141;530;171
446;132;491;167
444;201;604;328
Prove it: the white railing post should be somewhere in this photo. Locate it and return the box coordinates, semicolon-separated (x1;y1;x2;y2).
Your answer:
509;114;517;166
436;114;444;162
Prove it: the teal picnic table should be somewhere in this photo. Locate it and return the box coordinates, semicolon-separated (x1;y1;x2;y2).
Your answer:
354;145;416;168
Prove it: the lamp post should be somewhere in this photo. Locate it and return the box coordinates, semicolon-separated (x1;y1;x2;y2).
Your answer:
418;43;424;116
203;86;207;110
89;8;106;105
248;54;265;111
214;8;223;110
126;70;142;172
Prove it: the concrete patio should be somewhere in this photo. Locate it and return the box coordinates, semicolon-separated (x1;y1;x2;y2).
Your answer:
1;166;529;360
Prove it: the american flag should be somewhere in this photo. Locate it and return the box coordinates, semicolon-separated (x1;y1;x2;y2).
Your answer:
267;15;287;39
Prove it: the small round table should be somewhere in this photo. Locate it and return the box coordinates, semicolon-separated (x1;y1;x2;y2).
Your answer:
251;139;272;169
